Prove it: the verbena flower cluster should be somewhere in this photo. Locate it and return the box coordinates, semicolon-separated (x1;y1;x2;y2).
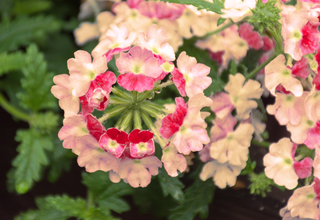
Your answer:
51;0;320;219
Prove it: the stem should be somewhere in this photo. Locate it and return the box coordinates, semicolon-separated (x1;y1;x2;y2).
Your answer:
201;21;235;39
251;140;271;148
0;92;30;122
132;91;138;102
154;80;174;90
86;189;94;209
133;110;142;130
245;53;277;80
109;96;132;105
111;87;132;100
98;105;128;123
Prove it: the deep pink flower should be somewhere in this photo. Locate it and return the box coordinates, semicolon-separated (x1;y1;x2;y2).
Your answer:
300;22;319;56
291;144;313;179
291;57;310;79
79;95;94;116
262;36;274;51
85;71;116;111
159;97;187;139
238;23;263;50
99;128;129;158
208;50;224;65
129;129;155;158
137;1;184;20
85;114;105;141
304;121;320;149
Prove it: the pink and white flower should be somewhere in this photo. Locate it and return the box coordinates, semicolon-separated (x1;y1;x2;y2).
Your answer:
172;51;212;97
99;128;129;158
161;143;187;177
116;46;163;92
51;74;79;118
128;129;155;158
67;50;108;97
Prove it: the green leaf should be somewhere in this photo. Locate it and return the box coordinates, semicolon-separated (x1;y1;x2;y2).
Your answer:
12;0;52;15
17;44;56;112
82;171;133;214
240;156;256;175
45;195;87;218
12;128;53;193
169;179;215;220
229;59;237;75
29;112;59;134
217;17;226;26
158;168;185;203
0;51;26;76
160;0;224;14
0;15;60;52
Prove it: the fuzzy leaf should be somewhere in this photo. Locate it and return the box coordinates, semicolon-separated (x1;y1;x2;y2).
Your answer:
0;15;60;52
158;168;185;203
12;129;54;193
45;195;87;218
0;51;26;76
169;179;215;220
160;0;224;14
17;44;56;112
82;171;133;214
29;112;60;134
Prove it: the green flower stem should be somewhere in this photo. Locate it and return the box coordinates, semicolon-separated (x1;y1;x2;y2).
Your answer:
201;20;235;39
98;105;128;123
133;110;142;130
245;53;277;80
0;92;30;122
114;109;129;129
109;96;132;105
86;189;94;209
154;80;174;90
132;91;138;102
140;103;163;118
119;110;133;131
137;90;154;102
141;101;164;111
251;139;271;148
111;87;132;100
140;111;167;148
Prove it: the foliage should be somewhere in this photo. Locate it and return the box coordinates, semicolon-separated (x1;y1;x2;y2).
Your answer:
12;129;54;194
0;51;26;76
248;172;275;198
159;0;224;14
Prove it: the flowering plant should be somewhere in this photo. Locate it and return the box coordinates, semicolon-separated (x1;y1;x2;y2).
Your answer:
3;0;320;219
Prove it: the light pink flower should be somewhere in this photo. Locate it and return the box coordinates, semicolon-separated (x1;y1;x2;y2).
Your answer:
67;50;108;97
77;135;120;173
92;23;136;61
200;160;246;188
267;92;307;126
287;115;317;146
265;55;303;97
138;24;175;61
263;138;299;189
224;73;263;120
172;52;212;97
210;92;234;119
210;113;237;142
161;143;187;177
210;123;254;166
305;86;320;122
58;115;91;154
74;22;99;46
51;74;79;118
287;181;320;219
118;156;162;187
137;1;185;20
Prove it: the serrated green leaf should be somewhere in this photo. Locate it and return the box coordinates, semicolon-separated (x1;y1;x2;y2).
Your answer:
158;168;185;203
45;195;87;218
12;0;52;15
29;112;60;134
12;128;53;193
0;15;60;52
169;179;215;220
82;171;133;214
0;51;26;76
14;208;70;220
160;0;224;14
17;44;56;112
